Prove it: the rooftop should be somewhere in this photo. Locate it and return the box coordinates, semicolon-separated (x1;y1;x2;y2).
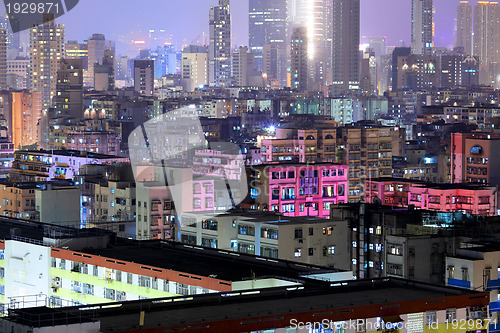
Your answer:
15;149;127;160
84;239;339;282
29;278;488;332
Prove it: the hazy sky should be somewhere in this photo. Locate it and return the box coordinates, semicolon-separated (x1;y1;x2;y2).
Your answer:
5;0;464;55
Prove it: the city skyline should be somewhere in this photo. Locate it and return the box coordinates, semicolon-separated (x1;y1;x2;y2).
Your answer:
0;0;466;55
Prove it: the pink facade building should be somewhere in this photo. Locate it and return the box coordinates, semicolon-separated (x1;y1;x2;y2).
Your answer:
365;178;499;216
252;164;349;218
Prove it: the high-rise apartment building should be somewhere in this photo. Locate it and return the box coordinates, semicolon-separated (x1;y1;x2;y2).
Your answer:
248;0;287;77
0;28;6;90
181;45;208;92
331;0;360;95
473;1;500;86
53;59;83;121
29;14;65;110
209;0;231;87
411;0;433;55
290;27;308;91
456;1;472;55
134;60;154;96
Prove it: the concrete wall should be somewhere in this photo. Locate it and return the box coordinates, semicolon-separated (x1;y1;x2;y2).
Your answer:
36;188;80;228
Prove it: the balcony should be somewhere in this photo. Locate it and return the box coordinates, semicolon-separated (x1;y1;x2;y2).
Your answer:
490;323;500;333
447;278;470;289
487;279;500;291
490;302;500;313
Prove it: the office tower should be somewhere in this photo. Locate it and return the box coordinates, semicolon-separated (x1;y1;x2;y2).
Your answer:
94;49;115;91
369;37;387;60
391;47;411;91
331;0;360;95
0;28;6;90
411;0;433;54
249;0;287;84
54;58;83;121
181;45;209;92
65;40;88;69
85;34;114;88
209;0;231;87
456;1;472;55
151;45;178;78
1;14;20;59
360;49;377;95
134;60;154;96
290;27;308;91
29;14;65;110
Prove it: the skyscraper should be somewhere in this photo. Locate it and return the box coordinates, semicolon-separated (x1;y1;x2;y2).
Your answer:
85;34;114;88
0;28;6;90
290;27;308;91
209;0;231;87
411;0;433;55
29;14;65;110
331;0;360;95
473;1;500;70
456;1;472;55
134;60;154;96
248;0;287;73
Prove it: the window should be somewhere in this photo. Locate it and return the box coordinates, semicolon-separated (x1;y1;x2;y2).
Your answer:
104;288;115;300
127;273;133;284
93;265;99;277
294;228;303;239
462;267;469;281
116;270;122;282
308;248;314;256
176;283;189;295
59;259;66;270
83;283;94;295
327;246;335;255
448;266;454;279
308;227;313;236
294;248;302;258
446;308;456;322
426;311;437;324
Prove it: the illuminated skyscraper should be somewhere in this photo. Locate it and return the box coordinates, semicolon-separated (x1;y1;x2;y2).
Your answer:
473;1;500;69
290;26;308;91
209;0;231;87
456;1;472;55
411;0;433;55
29;14;65;110
249;0;287;84
331;0;360;95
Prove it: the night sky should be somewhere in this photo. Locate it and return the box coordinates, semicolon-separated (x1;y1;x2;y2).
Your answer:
5;0;463;55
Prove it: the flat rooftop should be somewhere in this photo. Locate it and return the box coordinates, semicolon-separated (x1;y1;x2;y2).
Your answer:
84;239;338;282
17;149;126;159
5;307;97;328
53;278;488;332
